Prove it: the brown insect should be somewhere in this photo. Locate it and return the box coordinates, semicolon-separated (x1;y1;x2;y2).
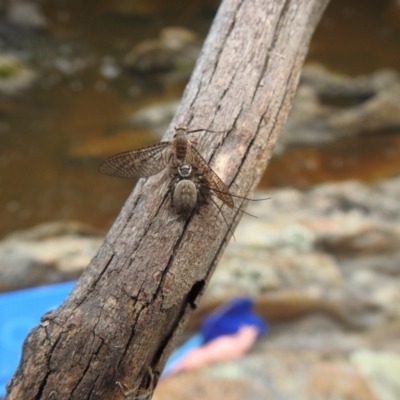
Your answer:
99;125;234;212
170;164;199;217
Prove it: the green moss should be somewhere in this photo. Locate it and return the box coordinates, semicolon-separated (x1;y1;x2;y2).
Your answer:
0;63;18;78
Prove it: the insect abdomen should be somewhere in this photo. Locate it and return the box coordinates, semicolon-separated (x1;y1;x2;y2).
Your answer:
173;180;197;217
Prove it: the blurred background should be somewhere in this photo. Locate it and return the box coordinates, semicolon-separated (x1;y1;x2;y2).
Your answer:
0;0;399;238
1;0;400;399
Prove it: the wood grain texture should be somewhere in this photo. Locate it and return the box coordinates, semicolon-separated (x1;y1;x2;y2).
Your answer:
6;0;330;399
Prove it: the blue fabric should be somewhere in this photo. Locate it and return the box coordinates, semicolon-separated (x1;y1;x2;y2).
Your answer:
162;333;204;376
0;286;266;393
200;297;267;343
0;281;76;397
161;296;267;377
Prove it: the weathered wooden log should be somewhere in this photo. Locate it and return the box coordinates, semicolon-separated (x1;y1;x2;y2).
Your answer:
6;0;330;398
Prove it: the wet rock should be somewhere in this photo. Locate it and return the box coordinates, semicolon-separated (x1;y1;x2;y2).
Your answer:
5;220;102;241
351;350;400;400
156;350;379;400
303;359;377;400
0;252;41;291
277;66;400;154
156;371;261;400
99;56;121;80
0;52;36;95
301;65;398;102
105;68;400;173
0;221;103;291
206;247;342;297
1;177;399;399
159;315;399;400
197;176;400;331
328;82;400;137
123;27;201;75
5;0;47;29
128;100;180;136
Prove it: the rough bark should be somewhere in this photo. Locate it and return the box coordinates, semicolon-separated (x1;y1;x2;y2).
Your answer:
6;0;330;399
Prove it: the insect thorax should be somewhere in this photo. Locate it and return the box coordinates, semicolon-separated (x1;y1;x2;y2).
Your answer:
178;164;192;179
173;128;189;161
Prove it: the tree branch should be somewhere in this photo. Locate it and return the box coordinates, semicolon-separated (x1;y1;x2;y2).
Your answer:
6;0;330;398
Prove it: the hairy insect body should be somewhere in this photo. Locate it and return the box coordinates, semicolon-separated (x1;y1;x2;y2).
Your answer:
171;126;190;162
171;164;199;217
172;180;197;216
99;126;269;238
99;125;234;216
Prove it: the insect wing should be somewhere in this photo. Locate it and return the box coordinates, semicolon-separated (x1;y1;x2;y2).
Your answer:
191;147;234;208
99;142;171;178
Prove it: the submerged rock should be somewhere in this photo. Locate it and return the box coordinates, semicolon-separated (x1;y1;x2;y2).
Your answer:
5;0;47;29
276;65;400;154
128;99;180;135
123;27;201;75
0;221;103;291
0;52;36;95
